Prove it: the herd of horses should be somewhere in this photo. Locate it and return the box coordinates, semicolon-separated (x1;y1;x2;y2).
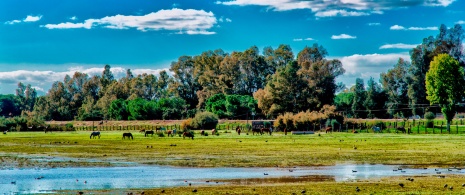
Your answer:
87;124;413;141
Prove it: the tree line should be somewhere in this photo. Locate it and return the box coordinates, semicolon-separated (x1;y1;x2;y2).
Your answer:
0;24;463;125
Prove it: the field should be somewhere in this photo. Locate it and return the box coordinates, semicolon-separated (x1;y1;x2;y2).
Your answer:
2;128;465;194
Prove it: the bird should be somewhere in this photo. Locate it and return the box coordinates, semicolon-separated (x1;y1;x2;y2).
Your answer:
399;183;404;188
449;186;453;190
161;190;165;193
356;188;360;192
264;173;269;175
265;140;268;142
444;184;448;188
11;181;16;184
78;192;84;195
189;183;192;186
301;190;306;194
206;180;210;183
462;183;465;187
192;189;197;192
352;170;357;173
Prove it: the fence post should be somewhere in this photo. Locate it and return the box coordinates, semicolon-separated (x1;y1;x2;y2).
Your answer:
457;124;459;134
440;125;443;134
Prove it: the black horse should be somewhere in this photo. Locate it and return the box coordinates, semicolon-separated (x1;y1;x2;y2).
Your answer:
252;128;263;135
122;132;134;140
183;131;194;140
145;130;154;137
90;131;101;139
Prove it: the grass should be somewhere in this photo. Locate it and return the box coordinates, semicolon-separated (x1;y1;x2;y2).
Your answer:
4;131;465;194
2;131;465;168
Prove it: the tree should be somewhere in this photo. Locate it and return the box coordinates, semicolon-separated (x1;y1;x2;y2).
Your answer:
381;58;411;118
352;78;366;118
108;99;128;120
364;77;387;118
425;54;465;132
334;91;354;118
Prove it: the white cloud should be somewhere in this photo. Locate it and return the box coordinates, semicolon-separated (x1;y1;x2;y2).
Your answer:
368;22;380;26
219;16;232;23
390;25;405;30
331;34;356;39
335;52;410;85
0;65;171;95
315;10;370;17
216;0;455;17
70;16;77;20
379;43;418;49
42;8;217;34
23;15;42;22
293;38;303;41
456;20;465;24
390;25;438;31
304;37;314;41
225;18;232;22
4;20;21;25
4;15;42;25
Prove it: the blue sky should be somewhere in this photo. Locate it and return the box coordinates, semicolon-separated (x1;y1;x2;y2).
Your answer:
0;0;464;95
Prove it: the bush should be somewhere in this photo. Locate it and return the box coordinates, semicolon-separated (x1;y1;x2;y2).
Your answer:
424;112;435;128
190;112;219;130
157;132;165;137
181;118;193;131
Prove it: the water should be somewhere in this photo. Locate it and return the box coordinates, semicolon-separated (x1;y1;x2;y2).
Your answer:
1;164;463;194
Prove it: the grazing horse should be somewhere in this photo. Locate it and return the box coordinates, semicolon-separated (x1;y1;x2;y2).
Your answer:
396;127;406;133
211;129;217;135
155;126;162;133
183;131;194;140
372;126;381;133
236;127;241;135
90;131;101;139
325;127;332;133
261;128;272;135
200;130;206;136
167;130;173;137
139;129;146;133
3;130;7;135
252;128;262;135
145;130;154;137
122;133;134;140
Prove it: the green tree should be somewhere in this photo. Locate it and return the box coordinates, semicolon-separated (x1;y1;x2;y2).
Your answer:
334;91;354;118
364;77;387;118
426;54;465;132
381;58;411;118
108;99;128;120
352;78;366;118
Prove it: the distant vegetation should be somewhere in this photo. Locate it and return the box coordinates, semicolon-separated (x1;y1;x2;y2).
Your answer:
0;24;464;130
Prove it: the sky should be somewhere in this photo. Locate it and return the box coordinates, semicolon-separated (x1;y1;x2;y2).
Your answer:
0;0;464;95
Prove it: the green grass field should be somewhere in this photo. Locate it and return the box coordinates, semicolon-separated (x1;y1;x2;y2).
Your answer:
3;131;465;194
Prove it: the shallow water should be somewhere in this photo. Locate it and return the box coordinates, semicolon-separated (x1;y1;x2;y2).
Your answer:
1;164;463;194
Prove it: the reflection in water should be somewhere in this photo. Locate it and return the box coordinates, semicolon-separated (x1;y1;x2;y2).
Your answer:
0;164;463;194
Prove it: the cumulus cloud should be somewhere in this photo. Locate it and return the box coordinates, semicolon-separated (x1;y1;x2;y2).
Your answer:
23;15;42;22
331;34;356;39
42;8;217;34
4;20;21;25
390;25;438;31
335;52;410;85
69;16;77;20
216;0;455;17
379;43;418;49
0;65;171;95
457;20;465;24
4;15;42;25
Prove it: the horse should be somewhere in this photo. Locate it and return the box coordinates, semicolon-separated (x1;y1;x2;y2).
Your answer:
3;130;8;135
90;131;100;139
155;126;162;133
372;126;381;133
167;130;173;137
183;131;194;140
200;130;206;136
325;127;332;133
211;129;217;135
236;127;241;135
122;132;133;140
145;130;154;137
139;129;146;133
396;127;406;133
252;128;262;135
261;128;272;135
98;120;103;125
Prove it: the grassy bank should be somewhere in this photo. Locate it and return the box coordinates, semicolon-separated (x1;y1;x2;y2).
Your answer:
1;131;465;168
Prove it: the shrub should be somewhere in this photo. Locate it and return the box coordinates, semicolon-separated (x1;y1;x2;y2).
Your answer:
424;112;435;128
190;112;219;130
181;118;193;131
157;132;165;137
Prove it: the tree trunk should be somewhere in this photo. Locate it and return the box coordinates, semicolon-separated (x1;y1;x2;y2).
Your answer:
447;120;451;133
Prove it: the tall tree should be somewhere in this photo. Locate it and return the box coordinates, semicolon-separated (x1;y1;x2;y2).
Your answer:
426;54;465;132
364;77;386;118
15;82;37;112
351;78;366;118
169;55;201;110
381;58;411;118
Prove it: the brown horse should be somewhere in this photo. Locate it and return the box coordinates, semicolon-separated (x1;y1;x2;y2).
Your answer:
145;130;154;137
155;126;162;133
167;130;173;137
122;132;133;140
236;127;241;135
325;127;332;133
183;131;194;140
261;128;272;135
211;129;217;135
139;129;146;133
